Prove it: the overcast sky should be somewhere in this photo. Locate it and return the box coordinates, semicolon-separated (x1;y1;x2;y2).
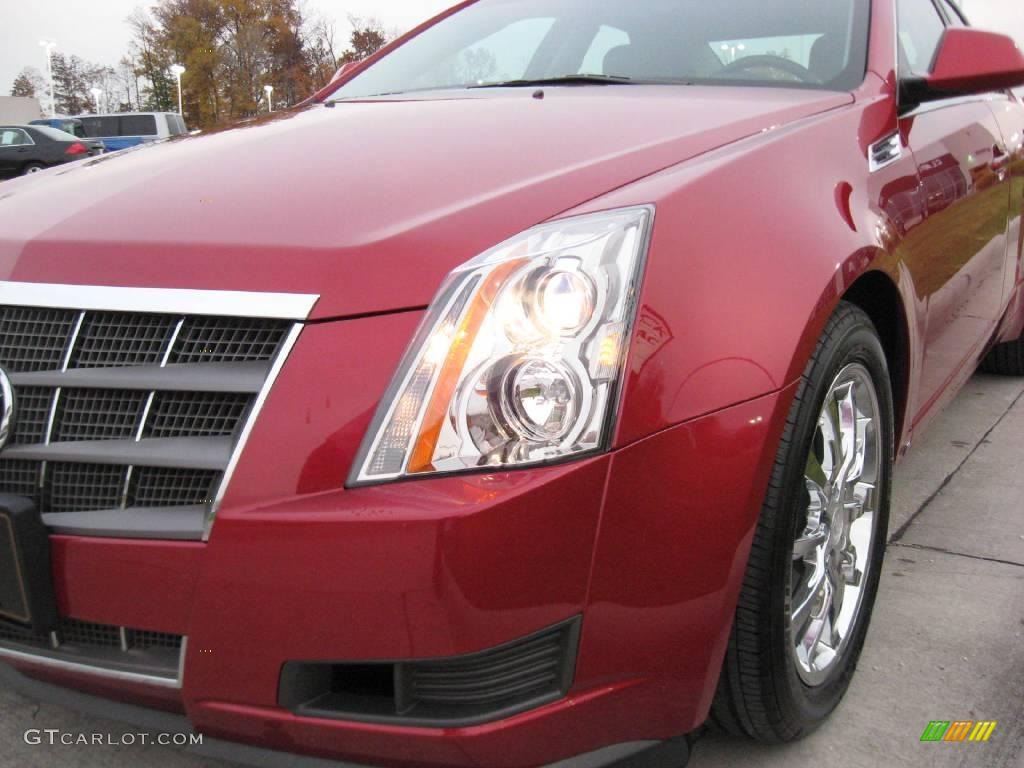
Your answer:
1;1;452;95
3;0;1022;97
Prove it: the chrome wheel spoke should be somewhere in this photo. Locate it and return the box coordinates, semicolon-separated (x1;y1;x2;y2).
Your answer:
798;574;833;661
793;525;828;559
792;559;827;633
790;362;882;687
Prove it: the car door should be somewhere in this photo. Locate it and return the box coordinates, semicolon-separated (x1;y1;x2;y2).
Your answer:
985;84;1024;312
0;128;35;175
896;0;1011;418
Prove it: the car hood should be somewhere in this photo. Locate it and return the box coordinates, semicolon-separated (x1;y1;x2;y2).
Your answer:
0;87;851;319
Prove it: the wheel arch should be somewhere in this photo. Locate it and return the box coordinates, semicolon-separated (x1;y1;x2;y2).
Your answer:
839;270;911;445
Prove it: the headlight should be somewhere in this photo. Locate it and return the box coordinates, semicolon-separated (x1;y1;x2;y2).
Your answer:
349;206;654;485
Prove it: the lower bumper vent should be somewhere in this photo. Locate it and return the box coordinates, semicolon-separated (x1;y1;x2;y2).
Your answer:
279;617;580;727
0;617;183;683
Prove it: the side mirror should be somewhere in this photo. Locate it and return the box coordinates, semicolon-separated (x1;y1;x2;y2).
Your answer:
330;60;364;84
902;28;1024;106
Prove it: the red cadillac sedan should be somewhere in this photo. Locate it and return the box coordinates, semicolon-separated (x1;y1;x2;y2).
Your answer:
1;0;1023;766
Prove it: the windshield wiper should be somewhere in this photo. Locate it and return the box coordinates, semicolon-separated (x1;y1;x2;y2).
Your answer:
469;74;634;89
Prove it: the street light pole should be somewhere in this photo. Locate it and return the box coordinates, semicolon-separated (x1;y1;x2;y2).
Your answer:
170;64;185;116
720;42;747;62
264;84;274;113
89;87;103;114
38;40;57;117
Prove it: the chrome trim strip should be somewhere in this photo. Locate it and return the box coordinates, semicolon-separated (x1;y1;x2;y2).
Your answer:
0;282;319;321
869;133;902;172
161;318;185;367
0;644;181;689
177;637;188;683
61;312;86;371
203;323;303;540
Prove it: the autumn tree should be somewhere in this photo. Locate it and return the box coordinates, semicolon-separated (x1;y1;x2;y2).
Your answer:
10;68;45;98
339;15;390;64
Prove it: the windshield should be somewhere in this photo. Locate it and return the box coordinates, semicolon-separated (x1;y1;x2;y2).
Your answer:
329;0;870;100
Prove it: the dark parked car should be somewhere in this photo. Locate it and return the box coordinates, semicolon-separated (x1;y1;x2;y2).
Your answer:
0;0;1023;767
0;124;103;177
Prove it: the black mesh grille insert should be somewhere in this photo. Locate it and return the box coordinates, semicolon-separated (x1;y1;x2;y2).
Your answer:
280;618;580;727
170;317;289;364
71;312;178;369
10;386;53;445
0;617;184;680
0;307;77;373
54;389;147;442
0;460;41;504
49;462;125;512
144;392;252;439
133;467;218;507
58;617;121;648
128;629;183;650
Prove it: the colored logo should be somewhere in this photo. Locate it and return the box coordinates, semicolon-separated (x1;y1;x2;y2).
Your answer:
0;365;14;451
921;721;997;742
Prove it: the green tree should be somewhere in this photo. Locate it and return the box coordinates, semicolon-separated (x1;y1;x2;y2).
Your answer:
128;9;176;112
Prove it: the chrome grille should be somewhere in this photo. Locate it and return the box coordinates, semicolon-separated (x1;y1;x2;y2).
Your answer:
0;307;77;372
0;301;296;540
55;389;147;442
144;391;250;439
49;462;125;512
71;312;178;368
171;316;288;364
133;467;219;507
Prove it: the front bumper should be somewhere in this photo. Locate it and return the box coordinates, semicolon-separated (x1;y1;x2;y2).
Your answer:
0;312;792;767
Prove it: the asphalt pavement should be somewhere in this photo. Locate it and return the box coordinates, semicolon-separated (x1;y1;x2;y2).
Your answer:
1;373;1022;768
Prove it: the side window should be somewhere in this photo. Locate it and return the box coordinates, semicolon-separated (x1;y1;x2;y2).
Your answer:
898;0;947;74
120;115;158;136
0;129;30;146
579;26;630;75
80;116;119;138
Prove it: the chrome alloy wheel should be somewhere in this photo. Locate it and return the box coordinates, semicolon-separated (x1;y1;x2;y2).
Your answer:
790;363;881;686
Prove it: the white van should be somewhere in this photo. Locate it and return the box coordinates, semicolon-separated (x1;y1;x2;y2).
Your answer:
74;112;188;152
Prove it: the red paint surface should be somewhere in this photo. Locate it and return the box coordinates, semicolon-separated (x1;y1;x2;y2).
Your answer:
4;0;1024;764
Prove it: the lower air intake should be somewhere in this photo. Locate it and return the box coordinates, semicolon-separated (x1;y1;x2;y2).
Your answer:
279;617;580;727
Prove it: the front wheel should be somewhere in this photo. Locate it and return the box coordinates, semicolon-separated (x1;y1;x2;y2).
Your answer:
711;302;893;742
22;163;45;175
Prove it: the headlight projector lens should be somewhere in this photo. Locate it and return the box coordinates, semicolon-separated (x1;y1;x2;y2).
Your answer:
504;359;580;442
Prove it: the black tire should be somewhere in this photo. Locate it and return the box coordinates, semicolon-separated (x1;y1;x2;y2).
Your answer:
711;302;894;742
980;336;1024;375
22;163;45;175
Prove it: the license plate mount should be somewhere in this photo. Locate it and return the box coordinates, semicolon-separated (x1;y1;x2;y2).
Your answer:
0;495;58;635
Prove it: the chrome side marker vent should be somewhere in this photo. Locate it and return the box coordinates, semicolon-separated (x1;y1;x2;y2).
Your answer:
869;133;902;172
